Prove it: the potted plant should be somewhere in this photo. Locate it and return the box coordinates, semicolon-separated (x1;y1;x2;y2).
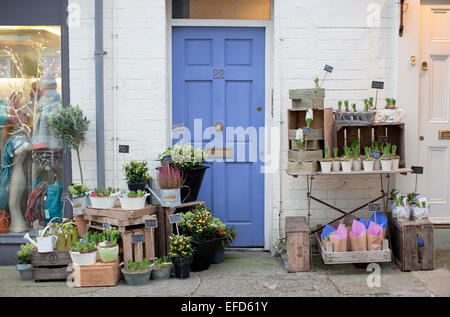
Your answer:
148;163;185;206
69;241;97;266
391;144;400;170
385;98;391;109
363;146;374;172
16;243;35;280
168;234;195;279
350;140;362;171
121;259;152;285
179;204;224;272
55;220;78;251
118;189;149;210
97;226;120;263
158;145;208;203
344;100;349;112
319;147;332;173
368;97;375;110
337;100;342;112
213;226;236;264
372;141;382;170
295;128;304;151
48;104;90;184
124;160;151;193
332;147;341;172
341;146;352;172
90;186;117;209
380;143;392;171
151;256;173;280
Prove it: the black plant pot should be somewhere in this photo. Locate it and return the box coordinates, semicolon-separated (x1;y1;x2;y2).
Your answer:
171;256;193;279
211;244;225;264
191;238;222;272
127;182;152;204
180;166;209;203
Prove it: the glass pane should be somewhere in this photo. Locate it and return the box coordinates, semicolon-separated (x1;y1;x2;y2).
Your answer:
0;26;63;234
172;0;271;20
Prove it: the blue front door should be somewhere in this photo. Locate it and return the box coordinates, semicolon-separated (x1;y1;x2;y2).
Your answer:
172;27;265;247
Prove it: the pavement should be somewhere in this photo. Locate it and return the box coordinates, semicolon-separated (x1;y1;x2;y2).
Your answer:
1;250;449;297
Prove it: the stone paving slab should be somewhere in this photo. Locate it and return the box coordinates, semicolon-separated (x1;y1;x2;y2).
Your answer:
0;250;448;297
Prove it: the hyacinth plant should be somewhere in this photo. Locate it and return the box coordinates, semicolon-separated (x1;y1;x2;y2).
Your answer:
350;140;360;158
157;163;185;190
343;146;351;161
344;100;349;111
333;147;339;160
364;146;374;161
351;103;357;112
385;98;391;109
381;143;392;160
321;147;332;162
295;128;304;150
305;108;313;128
337;100;342;111
391;144;399;159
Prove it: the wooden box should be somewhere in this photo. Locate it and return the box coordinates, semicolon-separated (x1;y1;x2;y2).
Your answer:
287;161;319;173
72;260;120;287
31;251;72;282
388;216;434;271
315;233;392;264
286;217;310;272
288;149;323;162
289;89;325;109
335;123;405;167
121;227;156;265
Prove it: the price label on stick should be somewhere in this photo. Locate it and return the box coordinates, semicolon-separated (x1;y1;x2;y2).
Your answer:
369;203;382;212
371;81;384;89
119;145;130;153
378;136;388;143
324;65;334;73
411;166;424;174
162;155;172;164
102;222;110;229
132;234;145;243
169;213;182;224
145;219;158;228
370;150;380;159
303;127;311;135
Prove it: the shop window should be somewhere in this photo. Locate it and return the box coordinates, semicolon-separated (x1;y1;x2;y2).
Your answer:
172;0;271;20
0;26;63;234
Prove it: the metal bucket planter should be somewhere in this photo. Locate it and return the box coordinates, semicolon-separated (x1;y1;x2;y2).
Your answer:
171;256;193;279
70;251;97;266
90;196;116;209
71;196;91;215
151;264;172;280
122;268;152;285
16;264;32;281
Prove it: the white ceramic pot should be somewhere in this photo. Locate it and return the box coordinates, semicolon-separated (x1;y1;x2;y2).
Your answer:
70;250;98;266
332;160;341;172
90;196;116;209
351;158;362;171
341;160;352;172
363;159;374;172
320;161;332;173
119;194;150;210
381;159;392;171
373;159;381;170
391;158;400;170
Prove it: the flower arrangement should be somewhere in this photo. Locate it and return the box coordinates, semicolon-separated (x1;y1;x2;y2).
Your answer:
68;183;88;198
158;163;185;189
179;204;225;241
168;234;195;258
158;144;206;171
124;160;150;185
305;108;313;128
295;128;304;149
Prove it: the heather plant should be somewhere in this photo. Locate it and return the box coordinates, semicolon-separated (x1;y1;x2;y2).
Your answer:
158;163;184;189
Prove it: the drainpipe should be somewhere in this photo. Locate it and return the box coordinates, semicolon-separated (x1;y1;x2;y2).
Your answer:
95;0;106;187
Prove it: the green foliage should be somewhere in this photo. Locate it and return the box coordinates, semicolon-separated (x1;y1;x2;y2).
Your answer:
343;146;351;159
391;144;397;156
323;147;328;159
337;100;342;110
124;161;150;184
127;190;146;198
344;100;349;111
363;99;369;111
333;147;339;158
153;257;172;269
382;143;391;157
92;186;115;197
179;204;226;241
70;241;96;254
351;103;357;112
364;146;371;158
125;259;151;272
17;243;36;264
68;183;88;198
158;144;206;171
350;140;360;157
168;234;195;258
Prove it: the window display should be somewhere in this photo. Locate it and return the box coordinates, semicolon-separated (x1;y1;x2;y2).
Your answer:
0;26;63;233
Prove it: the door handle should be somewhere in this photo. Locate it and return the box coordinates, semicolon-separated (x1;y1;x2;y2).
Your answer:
214;122;223;132
422;61;428;71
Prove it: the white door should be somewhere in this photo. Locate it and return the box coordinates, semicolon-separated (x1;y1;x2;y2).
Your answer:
419;0;450;221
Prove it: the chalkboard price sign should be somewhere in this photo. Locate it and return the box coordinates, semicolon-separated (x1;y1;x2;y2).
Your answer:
102;222;110;229
162;155;172;164
370;150;380;159
303;127;311;135
378;136;388;143
371;81;384;89
145;219;158;228
119;145;130;153
369;203;382;212
324;65;334;73
169;213;182;224
411;166;424;174
132;234;145;243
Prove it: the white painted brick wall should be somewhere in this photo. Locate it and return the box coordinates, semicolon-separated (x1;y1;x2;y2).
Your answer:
68;0;398;251
272;0;398;249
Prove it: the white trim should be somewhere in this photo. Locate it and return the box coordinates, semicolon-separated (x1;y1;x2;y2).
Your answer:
166;0;274;251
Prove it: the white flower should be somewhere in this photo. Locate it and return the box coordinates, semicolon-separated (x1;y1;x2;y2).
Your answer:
312;72;319;81
306;108;313;121
295;128;304;142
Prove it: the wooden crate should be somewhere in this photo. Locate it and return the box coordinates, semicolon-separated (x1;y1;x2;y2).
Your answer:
286;217;310;272
315;232;392;264
157;201;205;257
335;123;405;167
287;161;319;173
31;251;72;282
288;150;323;162
121;226;156;265
291;139;322;151
72;260;120;287
289;89;325;109
388;216;434;271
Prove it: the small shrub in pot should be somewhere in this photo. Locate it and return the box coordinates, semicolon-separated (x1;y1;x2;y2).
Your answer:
16;243;35;280
169;234;195;279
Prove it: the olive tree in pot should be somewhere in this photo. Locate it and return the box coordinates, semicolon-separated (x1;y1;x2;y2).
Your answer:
169;234;195;279
121;259;152;285
48;104;89;185
16;243;35;280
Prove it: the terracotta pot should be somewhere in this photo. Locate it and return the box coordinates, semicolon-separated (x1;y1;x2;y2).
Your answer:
73;214;88;238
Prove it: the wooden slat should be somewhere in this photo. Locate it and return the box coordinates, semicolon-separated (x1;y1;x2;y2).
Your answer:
287;168;412;176
323;108;334;153
32;267;70;281
144;228;155;260
31;251;71;267
83;205;158;220
289;129;324;141
287;161;319;173
72;260;120;287
288;149;323;162
132;229;144;263
122;231;133;265
289;88;325;99
157;206;166;257
285;216;308;233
